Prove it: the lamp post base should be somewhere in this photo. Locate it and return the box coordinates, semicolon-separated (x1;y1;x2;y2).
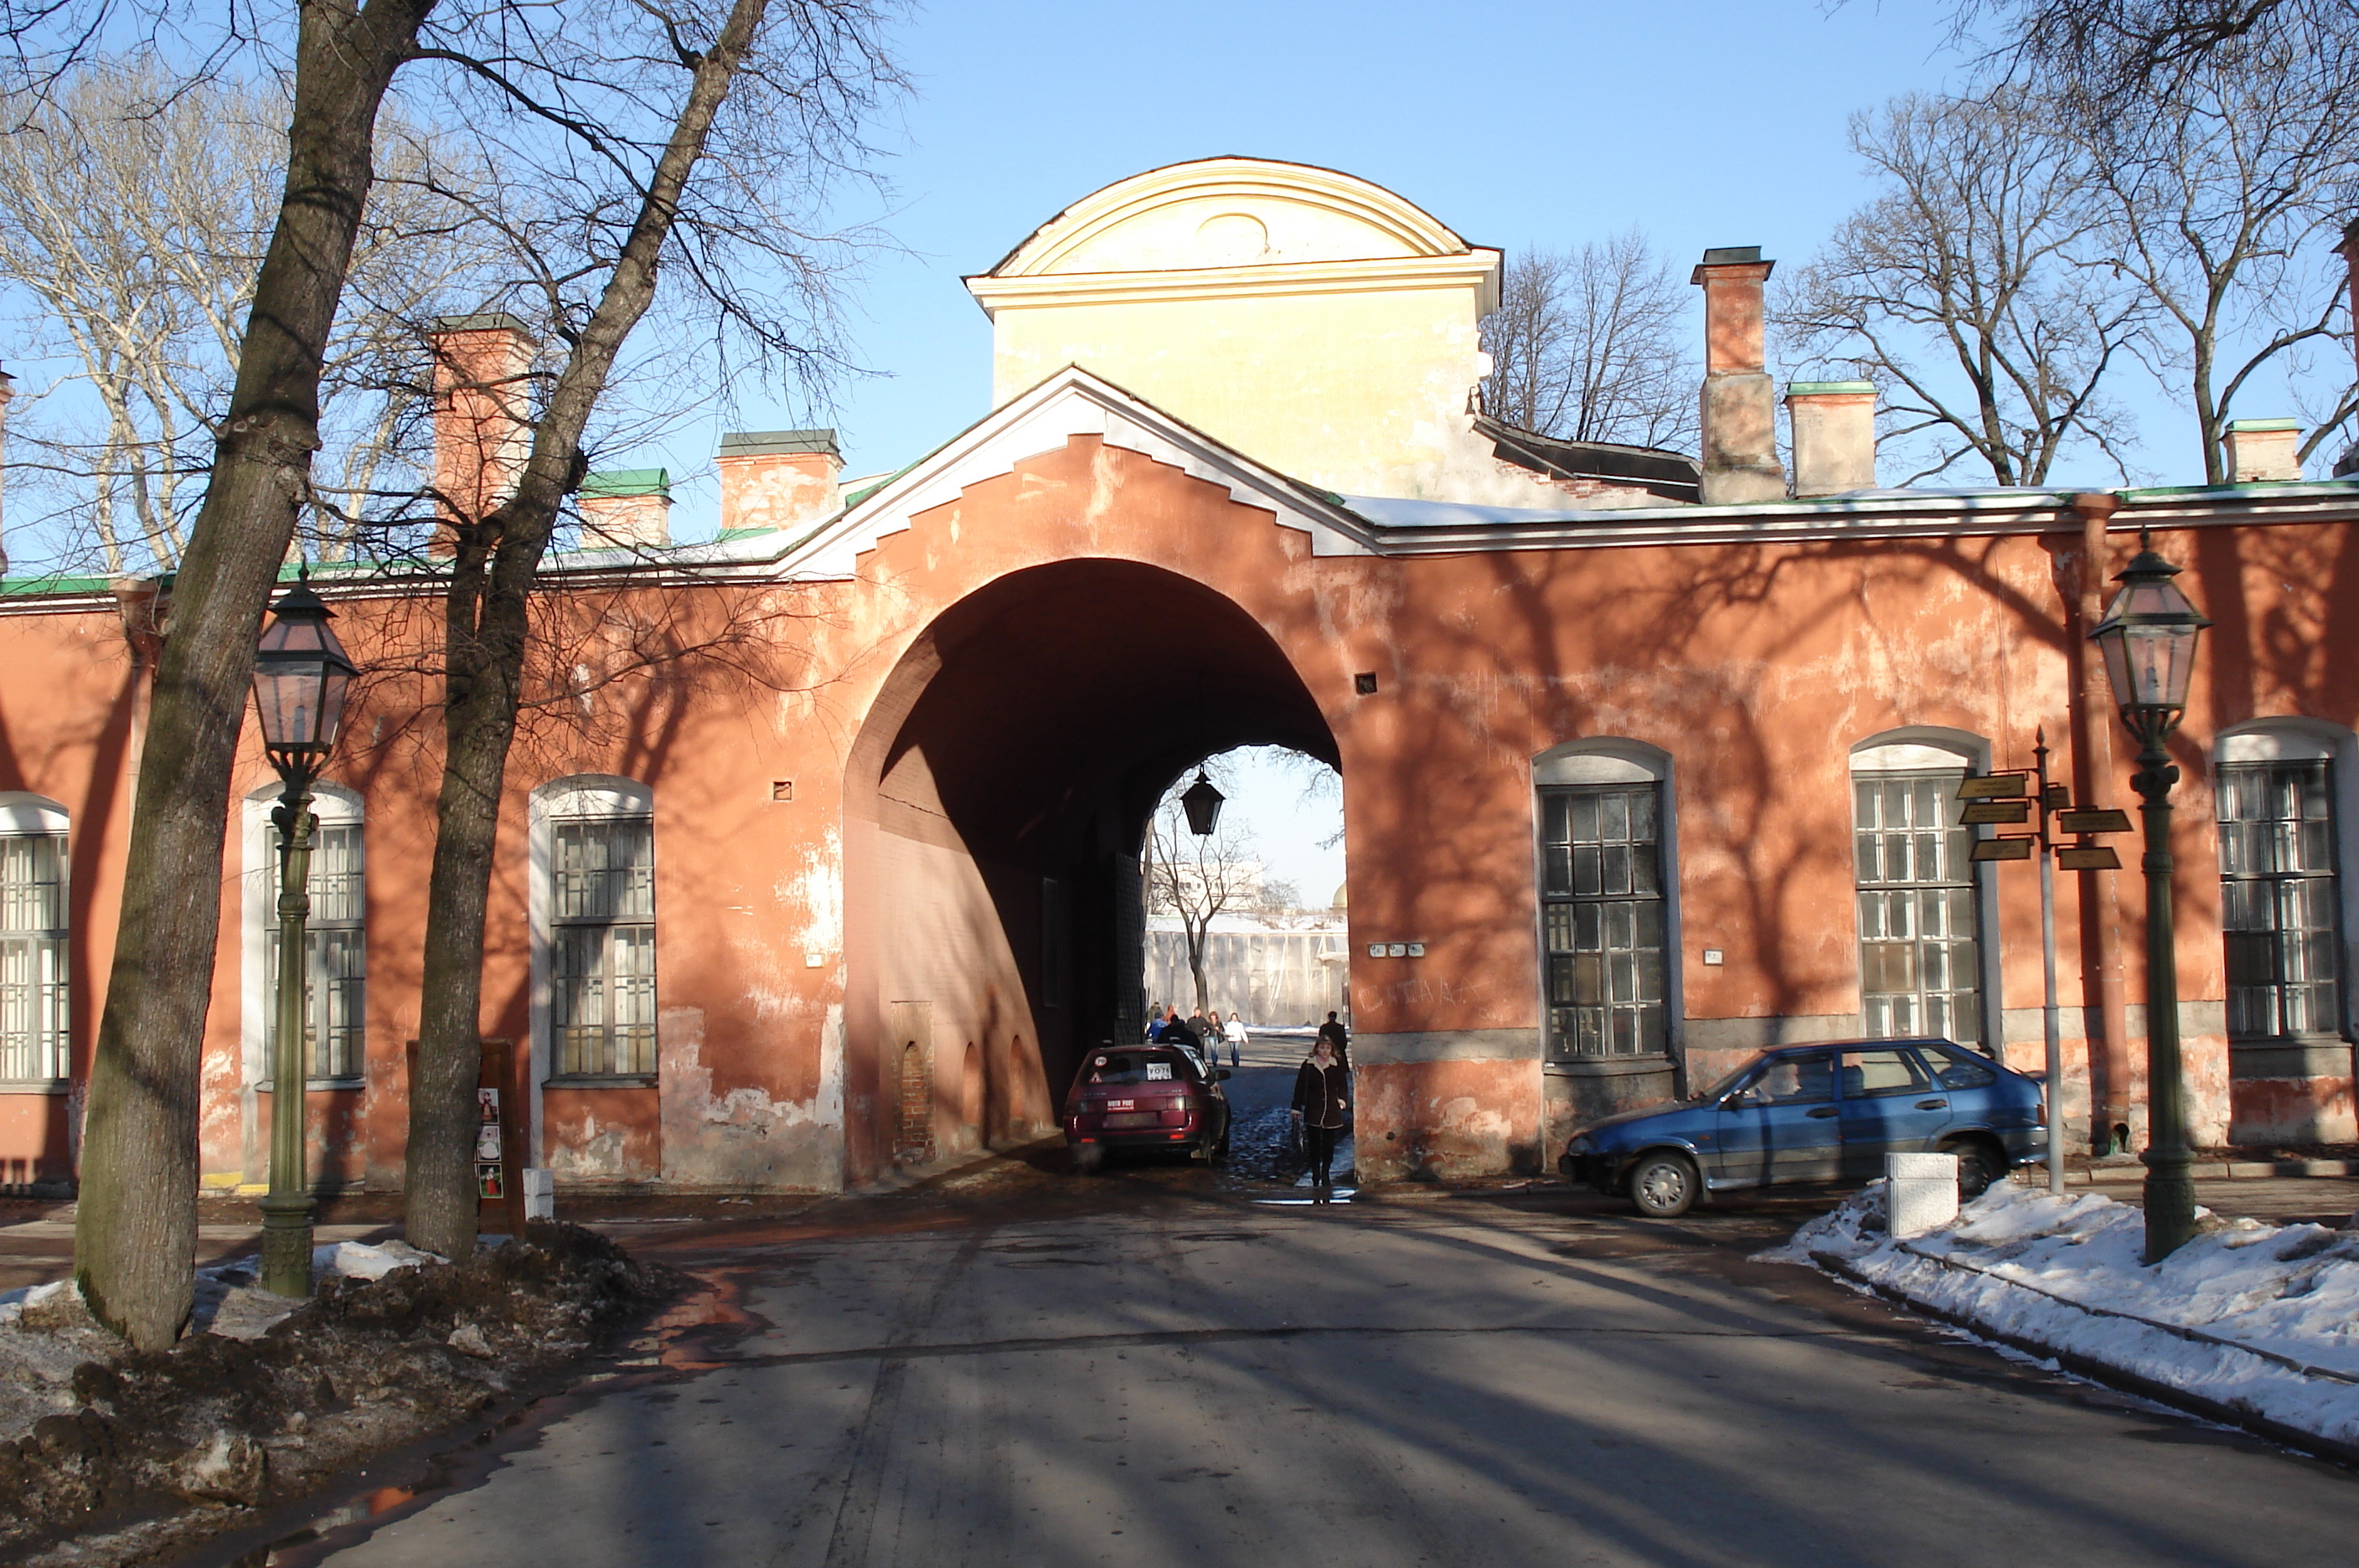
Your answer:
2141;1147;2199;1265
258;1190;317;1298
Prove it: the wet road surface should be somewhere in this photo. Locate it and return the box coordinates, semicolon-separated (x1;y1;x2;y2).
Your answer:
191;1139;2359;1568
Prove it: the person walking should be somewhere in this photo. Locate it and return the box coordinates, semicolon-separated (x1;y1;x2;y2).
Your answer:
1291;1034;1351;1194
1316;1010;1350;1073
1222;1010;1247;1069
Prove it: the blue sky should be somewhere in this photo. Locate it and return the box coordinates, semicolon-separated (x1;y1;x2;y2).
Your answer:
664;0;1984;525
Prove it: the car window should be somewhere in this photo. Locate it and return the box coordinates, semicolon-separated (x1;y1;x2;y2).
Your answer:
1078;1049;1197;1087
1920;1042;1998;1089
1837;1048;1933;1098
1752;1052;1834;1105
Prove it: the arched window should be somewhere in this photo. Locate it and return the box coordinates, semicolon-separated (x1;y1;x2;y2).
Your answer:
1532;740;1675;1060
534;777;657;1081
1850;730;1990;1048
0;793;70;1083
2214;721;2358;1045
244;783;366;1083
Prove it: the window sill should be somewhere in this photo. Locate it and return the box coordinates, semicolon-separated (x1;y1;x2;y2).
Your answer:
1544;1055;1675;1078
545;1074;658;1090
254;1078;367;1092
0;1080;70;1096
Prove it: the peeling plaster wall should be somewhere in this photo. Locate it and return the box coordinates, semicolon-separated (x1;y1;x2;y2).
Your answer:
5;425;2356;1197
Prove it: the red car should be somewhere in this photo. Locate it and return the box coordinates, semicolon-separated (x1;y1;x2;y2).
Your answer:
1063;1044;1232;1173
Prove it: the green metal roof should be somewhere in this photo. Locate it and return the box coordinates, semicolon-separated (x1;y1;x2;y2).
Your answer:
581;467;672;499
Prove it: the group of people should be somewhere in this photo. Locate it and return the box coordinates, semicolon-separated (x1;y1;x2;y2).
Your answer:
1145;1003;1251;1067
1143;1003;1356;1191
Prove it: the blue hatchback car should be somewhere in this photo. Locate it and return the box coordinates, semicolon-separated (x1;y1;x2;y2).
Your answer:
1558;1038;2046;1217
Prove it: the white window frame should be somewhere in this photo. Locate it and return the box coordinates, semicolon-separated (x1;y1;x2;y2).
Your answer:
2215;720;2359;1041
0;792;71;1086
530;776;658;1102
241;781;366;1087
1531;740;1680;1063
1849;729;2001;1050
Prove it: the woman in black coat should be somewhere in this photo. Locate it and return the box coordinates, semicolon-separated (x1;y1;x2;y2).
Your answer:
1290;1034;1352;1191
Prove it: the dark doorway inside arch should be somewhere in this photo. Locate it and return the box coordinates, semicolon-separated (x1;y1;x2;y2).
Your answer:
843;560;1339;1184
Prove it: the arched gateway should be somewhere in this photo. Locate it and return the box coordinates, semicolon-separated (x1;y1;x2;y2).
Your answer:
3;158;2351;1201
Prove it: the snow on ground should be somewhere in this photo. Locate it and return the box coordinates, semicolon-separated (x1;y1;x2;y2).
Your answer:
1765;1181;2359;1447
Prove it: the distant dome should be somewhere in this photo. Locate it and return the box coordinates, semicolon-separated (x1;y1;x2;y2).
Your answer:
1329;882;1348;911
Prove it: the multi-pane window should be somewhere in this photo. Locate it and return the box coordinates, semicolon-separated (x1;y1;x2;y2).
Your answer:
0;832;69;1081
2218;759;2341;1041
551;814;657;1076
1539;785;1666;1059
265;822;365;1080
1854;771;1984;1045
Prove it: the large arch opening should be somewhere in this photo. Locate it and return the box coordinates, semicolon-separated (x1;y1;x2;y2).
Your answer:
841;559;1340;1184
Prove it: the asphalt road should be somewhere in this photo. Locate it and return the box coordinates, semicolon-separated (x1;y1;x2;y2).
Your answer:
204;1145;2359;1568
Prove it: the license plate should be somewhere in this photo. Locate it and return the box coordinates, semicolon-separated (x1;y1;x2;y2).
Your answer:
1103;1112;1158;1128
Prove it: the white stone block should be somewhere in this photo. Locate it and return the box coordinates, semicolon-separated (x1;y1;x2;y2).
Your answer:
1887;1152;1959;1238
523;1166;555;1221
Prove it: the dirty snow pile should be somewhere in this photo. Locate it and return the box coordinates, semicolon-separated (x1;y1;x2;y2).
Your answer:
0;1224;683;1566
1768;1181;2359;1447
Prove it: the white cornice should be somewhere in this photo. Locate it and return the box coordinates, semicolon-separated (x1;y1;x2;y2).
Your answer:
967;251;1502;317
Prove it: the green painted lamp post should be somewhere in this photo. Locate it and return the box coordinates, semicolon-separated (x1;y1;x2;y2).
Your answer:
250;577;358;1298
2087;535;2211;1265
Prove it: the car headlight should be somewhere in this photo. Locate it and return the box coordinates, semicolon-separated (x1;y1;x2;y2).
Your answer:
1567;1135;1593;1155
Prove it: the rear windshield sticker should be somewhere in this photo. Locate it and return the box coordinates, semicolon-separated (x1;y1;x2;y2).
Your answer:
1146;1062;1172;1080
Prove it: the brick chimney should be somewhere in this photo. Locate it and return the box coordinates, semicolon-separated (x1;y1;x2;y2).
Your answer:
430;313;534;550
716;429;843;534
580;469;674;549
1785;381;1877;496
1691;247;1786;505
2337;219;2359;477
2222;419;2302;482
0;366;14;578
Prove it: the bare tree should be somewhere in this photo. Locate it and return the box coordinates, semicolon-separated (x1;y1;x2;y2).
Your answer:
1480;231;1697;451
2077;32;2359;481
75;0;441;1353
1947;1;2358;101
1143;774;1259;1018
1774;89;2143;486
401;0;900;1259
0;61;497;575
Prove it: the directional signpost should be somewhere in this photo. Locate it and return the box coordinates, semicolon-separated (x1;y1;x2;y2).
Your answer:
1959;733;2132;1194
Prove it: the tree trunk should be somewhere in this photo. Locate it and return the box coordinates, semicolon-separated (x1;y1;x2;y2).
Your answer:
404;0;772;1257
73;0;436;1350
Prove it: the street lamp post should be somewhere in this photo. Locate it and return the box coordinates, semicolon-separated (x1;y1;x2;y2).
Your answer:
250;577;358;1297
2088;534;2210;1264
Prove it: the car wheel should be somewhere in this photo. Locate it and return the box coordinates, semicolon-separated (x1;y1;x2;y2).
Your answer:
1943;1138;2002;1199
1629;1151;1698;1218
1071;1142;1103;1176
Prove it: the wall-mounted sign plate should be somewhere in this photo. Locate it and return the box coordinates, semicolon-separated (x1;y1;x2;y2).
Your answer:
1406;942;1426;957
2057;845;2124;870
1957;774;2030;800
2057;808;2134;834
1386;942;1407;957
1969;835;2036;861
1960;799;2032;824
1367;944;1384;958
